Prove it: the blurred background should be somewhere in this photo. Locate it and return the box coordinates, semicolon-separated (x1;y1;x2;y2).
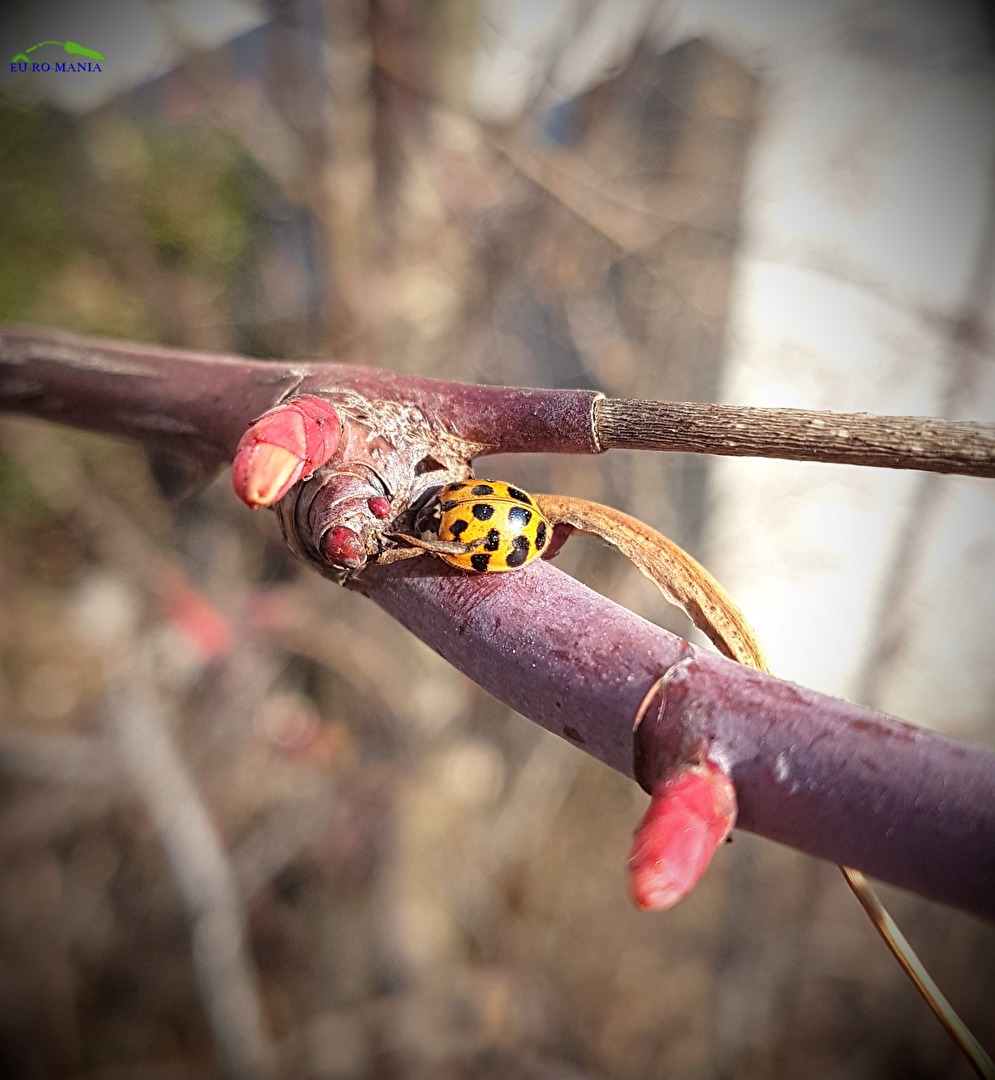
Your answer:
1;1;994;1077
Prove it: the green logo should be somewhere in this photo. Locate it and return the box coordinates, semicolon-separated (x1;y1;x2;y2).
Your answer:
10;40;106;72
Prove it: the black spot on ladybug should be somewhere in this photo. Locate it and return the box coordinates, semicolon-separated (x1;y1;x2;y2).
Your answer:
507;505;532;529
470;553;491;572
448;518;469;538
507;486;532;505
505;536;531;567
472;503;495;521
535;521;547;549
471;483;495;496
447;481;466;490
484;528;501;552
439;500;459;512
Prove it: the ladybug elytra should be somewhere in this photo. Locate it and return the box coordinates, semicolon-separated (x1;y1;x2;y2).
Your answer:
421;480;550;572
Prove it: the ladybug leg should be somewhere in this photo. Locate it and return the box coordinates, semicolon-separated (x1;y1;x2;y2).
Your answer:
541;522;575;561
375;546;428;566
385;534;484;558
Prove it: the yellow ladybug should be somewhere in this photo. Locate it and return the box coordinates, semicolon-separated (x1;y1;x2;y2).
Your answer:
432;480;550;572
417;480;550;572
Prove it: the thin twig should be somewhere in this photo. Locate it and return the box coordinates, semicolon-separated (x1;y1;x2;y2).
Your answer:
595;397;995;476
109;646;277;1080
0;729;120;786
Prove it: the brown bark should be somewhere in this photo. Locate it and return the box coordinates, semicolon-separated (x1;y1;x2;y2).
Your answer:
597;397;995;477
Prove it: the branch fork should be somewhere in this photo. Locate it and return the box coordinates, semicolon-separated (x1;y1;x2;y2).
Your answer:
2;327;994;923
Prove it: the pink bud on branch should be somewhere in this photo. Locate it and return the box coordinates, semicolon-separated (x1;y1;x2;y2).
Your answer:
628;759;737;910
324;525;367;568
232;396;341;508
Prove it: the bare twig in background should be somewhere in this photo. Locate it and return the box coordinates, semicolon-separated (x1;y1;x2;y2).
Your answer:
494;137;684;253
317;0;377;310
0;729;119;786
109;646;277;1080
232;788;340;898
857;168;995;706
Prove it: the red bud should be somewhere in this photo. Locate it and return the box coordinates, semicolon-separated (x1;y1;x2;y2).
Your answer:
324;526;366;568
368;496;392;519
232;396;340;508
628;759;737;911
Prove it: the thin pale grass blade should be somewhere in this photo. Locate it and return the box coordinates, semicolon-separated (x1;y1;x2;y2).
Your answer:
841;867;995;1080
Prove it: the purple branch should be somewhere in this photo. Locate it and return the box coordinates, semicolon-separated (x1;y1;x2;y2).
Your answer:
354;559;995;922
0;327;291;466
0;327;600;463
5;327;992;475
3;325;994;919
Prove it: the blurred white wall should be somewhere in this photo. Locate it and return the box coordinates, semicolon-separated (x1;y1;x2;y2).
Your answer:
477;0;995;735
710;25;995;728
